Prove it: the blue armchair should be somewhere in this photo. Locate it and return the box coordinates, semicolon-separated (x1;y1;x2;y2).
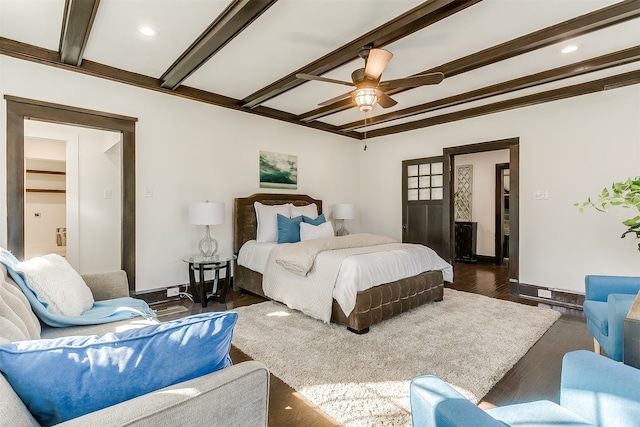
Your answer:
582;275;640;361
410;350;640;427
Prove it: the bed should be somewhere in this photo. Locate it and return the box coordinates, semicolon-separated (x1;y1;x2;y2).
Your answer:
233;193;453;334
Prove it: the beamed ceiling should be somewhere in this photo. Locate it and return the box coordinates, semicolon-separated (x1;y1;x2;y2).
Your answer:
1;0;639;140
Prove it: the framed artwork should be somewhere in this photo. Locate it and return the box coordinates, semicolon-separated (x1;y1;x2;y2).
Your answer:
259;151;297;189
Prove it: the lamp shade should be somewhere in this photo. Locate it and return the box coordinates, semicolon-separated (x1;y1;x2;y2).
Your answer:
189;202;224;225
333;203;356;220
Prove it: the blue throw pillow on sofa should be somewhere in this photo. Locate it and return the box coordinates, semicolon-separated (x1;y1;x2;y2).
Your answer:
0;311;237;426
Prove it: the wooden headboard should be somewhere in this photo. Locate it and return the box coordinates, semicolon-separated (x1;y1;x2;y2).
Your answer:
233;193;323;254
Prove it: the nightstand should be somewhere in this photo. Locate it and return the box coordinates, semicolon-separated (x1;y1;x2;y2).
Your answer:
182;254;236;308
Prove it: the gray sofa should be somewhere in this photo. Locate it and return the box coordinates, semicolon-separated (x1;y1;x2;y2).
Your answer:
0;265;269;427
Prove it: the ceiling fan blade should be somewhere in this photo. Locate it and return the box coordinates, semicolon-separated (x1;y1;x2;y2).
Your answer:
376;91;398;109
318;90;354;106
379;72;445;89
296;73;355;87
364;48;393;80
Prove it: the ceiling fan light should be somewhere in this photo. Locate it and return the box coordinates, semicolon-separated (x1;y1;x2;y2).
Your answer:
354;88;377;112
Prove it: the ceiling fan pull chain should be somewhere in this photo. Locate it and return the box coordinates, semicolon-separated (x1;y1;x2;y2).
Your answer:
363;112;368;151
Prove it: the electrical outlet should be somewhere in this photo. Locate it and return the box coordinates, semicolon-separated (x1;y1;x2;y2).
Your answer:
166;287;180;297
537;289;552;299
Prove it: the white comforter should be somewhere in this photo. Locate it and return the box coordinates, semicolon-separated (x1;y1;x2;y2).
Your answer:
240;234;453;323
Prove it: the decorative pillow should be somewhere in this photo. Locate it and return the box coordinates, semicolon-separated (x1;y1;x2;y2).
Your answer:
300;221;334;241
254;202;291;243
291;203;318;219
15;254;94;317
277;214;303;244
0;311;237;426
302;213;326;226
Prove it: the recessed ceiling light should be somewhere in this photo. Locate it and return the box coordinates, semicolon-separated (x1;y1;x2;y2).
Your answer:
139;26;158;37
561;45;578;54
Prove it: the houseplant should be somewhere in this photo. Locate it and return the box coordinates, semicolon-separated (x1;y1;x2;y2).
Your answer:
575;176;640;252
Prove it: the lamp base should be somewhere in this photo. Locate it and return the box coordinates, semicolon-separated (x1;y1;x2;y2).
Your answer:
198;225;218;259
336;225;349;237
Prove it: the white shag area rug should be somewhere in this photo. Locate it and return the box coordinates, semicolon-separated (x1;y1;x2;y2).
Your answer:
231;288;561;427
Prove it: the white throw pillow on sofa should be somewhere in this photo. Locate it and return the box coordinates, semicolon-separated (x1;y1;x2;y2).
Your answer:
16;254;94;317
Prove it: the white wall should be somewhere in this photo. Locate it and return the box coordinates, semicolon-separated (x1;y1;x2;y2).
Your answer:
0;56;361;292
358;86;640;293
455;150;510;257
2;55;639;294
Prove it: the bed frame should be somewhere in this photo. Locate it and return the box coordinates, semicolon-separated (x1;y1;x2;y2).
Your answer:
233;193;444;334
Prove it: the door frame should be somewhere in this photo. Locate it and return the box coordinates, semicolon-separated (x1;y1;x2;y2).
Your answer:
5;95;137;292
495;162;510;265
443;137;519;281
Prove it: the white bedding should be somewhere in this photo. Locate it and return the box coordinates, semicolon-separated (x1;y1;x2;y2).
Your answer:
238;240;276;274
238;235;453;323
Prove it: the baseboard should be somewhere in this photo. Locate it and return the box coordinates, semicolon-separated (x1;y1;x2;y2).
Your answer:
475;255;497;264
515;282;585;310
134;284;187;305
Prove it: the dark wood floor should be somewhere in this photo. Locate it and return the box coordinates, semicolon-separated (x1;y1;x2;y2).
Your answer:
157;262;594;426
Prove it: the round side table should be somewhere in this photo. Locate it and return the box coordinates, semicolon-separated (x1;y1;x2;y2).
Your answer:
182;254;236;308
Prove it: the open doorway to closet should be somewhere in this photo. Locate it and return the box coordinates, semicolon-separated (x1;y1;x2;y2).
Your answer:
5;96;137;291
444;138;519;283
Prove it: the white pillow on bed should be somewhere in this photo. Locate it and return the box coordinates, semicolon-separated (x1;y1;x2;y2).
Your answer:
300;221;334;241
291;203;318;219
254;202;292;243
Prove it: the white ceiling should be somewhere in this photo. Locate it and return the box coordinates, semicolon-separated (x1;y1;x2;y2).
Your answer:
1;0;638;136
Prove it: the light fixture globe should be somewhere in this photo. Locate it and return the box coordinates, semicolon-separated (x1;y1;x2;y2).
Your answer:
354;88;378;112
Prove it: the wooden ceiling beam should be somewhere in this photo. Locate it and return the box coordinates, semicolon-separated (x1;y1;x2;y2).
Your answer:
59;0;100;66
240;0;482;109
0;37;360;139
160;0;278;90
339;46;640;131
366;70;640;138
301;0;640;121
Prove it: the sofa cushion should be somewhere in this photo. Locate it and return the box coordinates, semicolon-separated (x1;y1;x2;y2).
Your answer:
15;254;94;317
0;311;237;426
0;265;41;344
583;300;608;335
487;400;594;426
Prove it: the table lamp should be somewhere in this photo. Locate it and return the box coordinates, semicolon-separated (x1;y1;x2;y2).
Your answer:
189;201;224;258
333;203;356;236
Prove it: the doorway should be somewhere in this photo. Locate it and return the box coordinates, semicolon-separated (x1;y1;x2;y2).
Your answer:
22;120;123;273
5;95;137;291
444;138;519;282
23;136;68;260
495;163;510;266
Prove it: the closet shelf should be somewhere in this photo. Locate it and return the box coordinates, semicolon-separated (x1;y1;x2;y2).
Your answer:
26;189;66;193
26;169;66;176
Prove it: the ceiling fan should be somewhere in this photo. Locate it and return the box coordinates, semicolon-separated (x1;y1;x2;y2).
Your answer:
296;47;444;112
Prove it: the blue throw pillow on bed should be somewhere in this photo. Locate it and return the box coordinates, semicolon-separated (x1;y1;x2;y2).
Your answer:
0;311;237;426
277;213;303;243
302;213;326;226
